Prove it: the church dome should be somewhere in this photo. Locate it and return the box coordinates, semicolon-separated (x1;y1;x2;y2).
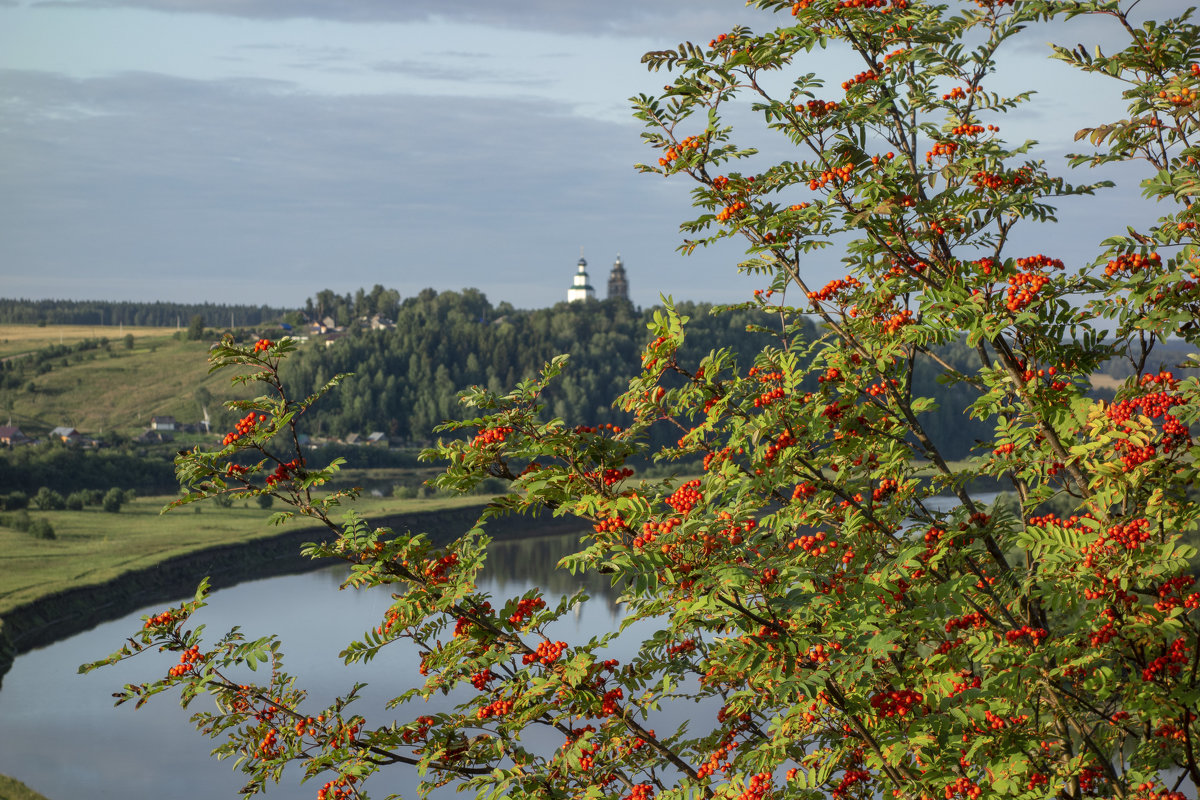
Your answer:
567;251;595;302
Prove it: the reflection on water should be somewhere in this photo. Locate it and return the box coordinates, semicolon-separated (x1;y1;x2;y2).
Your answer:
0;530;631;800
1;499;1027;800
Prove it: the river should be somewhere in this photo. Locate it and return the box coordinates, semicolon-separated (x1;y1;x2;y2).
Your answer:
0;493;1020;799
0;531;637;800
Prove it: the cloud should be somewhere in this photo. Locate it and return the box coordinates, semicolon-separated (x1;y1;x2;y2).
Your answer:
0;68;744;307
30;0;779;38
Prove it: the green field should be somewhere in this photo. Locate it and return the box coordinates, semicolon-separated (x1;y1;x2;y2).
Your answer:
0;323;179;359
0;492;487;620
1;331;255;438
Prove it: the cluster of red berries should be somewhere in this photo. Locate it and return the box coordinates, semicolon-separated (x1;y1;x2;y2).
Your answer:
468;669;495;691
593;515;626;535
265;458;302;488
658;134;703;167
1154;575;1200;612
807;275;863;304
951;123;986;136
925;141;959;162
600;687;624;716
1104;250;1161;276
1131;784;1188;800
799;99;839;118
944;777;981;799
877;309;914;334
942;86;981;101
601;467;633;486
1005;271;1049;311
1004;626;1048;646
971;167;1029;191
471;426;513;447
809;161;856;190
168;645;203;677
717;200;749;222
981;709;1028;730
625;784;654;800
634;516;679;549
948;670;981;696
522;639;567;666
872;478;899;501
508;596;546;627
832;769;872;798
753;385;785;407
1142;637;1189;682
665;479;702;515
667;638;697;656
257;728;281;759
223;412;267;446
763;430;796;464
945;612;987;634
316;777;356;800
735;773;773;800
789;530;838;556
869;688;923;717
842;69;878;91
399;715;434;743
252;338;273;353
144;609;178;629
328;720;361;748
477;698;514;719
423;552;458;584
375;608;401;637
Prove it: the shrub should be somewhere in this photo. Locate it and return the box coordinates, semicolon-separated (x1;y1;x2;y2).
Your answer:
31;487;65;511
84;3;1200;799
27;518;55;540
0;490;28;511
101;487;124;513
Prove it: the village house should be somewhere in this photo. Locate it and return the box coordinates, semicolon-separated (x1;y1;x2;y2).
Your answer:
0;425;31;446
49;426;81;445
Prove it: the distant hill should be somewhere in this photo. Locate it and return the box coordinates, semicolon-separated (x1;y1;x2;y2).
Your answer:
1;290;1194;460
0;298;289;328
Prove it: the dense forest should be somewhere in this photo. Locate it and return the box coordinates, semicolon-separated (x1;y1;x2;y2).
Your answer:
279;288;996;459
5;288;1188;467
0;298;288;328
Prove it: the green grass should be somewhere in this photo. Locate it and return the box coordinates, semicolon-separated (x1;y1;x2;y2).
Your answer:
0;492;488;619
1;330;254;437
0;773;51;800
0;323;178;359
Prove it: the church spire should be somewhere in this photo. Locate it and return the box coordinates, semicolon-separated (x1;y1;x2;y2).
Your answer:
607;253;629;301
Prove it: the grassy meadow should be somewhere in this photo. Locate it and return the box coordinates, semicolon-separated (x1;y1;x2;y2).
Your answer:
1;326;254;437
0;492;488;620
0;323;179;359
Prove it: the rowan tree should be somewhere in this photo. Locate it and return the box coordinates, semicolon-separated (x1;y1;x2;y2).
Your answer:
84;2;1200;799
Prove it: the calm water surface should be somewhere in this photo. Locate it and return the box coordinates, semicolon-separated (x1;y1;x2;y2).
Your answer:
0;532;638;800
0;496;1008;800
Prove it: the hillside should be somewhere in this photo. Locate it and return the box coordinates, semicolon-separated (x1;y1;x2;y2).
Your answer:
2;294;1196;454
0;330;254;438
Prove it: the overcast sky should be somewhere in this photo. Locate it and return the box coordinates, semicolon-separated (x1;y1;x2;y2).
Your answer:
0;1;1190;310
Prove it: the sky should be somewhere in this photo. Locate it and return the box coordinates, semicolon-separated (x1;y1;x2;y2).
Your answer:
0;1;1192;311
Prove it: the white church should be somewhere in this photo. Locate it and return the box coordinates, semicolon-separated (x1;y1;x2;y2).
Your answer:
567;251;629;303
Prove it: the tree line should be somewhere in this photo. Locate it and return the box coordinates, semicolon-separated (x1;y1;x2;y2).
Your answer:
0;298;288;328
280;288;997;459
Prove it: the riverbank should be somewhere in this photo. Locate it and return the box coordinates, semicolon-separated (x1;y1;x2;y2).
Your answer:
0;495;584;687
